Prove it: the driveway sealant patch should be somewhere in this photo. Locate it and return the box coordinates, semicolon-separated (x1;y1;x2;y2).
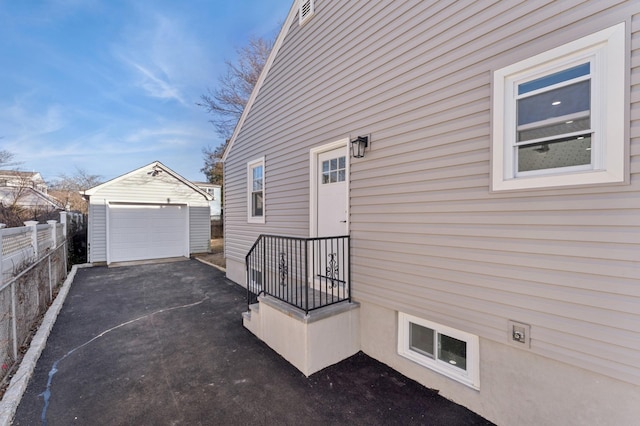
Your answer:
11;260;493;425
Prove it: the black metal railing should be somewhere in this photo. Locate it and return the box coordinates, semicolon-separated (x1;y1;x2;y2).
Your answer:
246;234;350;314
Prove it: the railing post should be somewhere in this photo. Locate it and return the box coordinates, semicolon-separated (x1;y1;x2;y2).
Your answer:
246;256;250;310
347;236;351;303
262;237;266;299
24;220;38;259
305;239;309;315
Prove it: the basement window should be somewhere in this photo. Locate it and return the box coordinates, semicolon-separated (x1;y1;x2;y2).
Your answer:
398;313;479;389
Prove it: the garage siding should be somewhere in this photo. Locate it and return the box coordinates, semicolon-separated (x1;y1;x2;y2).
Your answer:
88;203;106;263
87;163;211;263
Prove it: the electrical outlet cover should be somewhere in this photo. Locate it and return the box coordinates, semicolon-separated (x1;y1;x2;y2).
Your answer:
507;320;531;348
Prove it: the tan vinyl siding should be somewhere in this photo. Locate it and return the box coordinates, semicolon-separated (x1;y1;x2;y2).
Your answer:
224;0;640;386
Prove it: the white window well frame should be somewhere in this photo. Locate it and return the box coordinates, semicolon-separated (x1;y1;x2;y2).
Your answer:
492;22;626;191
247;157;265;223
398;312;480;389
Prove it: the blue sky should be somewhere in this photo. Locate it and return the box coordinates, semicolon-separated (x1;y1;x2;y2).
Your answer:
0;0;291;183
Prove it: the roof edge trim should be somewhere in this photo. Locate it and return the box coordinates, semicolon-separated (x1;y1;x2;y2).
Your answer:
221;1;299;162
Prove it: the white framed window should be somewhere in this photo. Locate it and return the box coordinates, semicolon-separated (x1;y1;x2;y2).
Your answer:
398;313;480;389
299;0;314;26
492;23;626;191
321;155;346;184
247;157;265;223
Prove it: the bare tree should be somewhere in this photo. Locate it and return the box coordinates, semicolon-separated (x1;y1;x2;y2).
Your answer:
198;36;274;140
52;168;102;191
0;149;20;168
49;168;103;214
198;35;274;185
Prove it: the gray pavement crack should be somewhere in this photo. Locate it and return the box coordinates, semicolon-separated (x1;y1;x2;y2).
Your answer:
38;296;209;426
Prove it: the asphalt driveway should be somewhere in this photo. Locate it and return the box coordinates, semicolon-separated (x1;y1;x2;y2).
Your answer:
12;259;492;425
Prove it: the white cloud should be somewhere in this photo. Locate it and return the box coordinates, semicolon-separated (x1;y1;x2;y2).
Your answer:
127;59;187;105
111;11;214;107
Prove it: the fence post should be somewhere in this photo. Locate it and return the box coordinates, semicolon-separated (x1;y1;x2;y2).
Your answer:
11;282;17;361
59;211;68;237
48;220;57;247
24;220;38;259
48;220;58;301
0;224;5;285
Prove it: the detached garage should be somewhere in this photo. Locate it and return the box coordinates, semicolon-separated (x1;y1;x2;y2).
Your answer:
84;161;212;265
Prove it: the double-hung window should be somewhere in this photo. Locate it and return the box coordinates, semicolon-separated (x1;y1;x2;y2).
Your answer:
247;157;265;223
492;23;625;191
398;313;480;389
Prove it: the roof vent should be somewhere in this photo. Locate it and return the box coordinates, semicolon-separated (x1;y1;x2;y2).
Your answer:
299;0;314;25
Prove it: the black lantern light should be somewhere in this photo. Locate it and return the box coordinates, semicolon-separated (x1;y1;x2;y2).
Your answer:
350;135;369;158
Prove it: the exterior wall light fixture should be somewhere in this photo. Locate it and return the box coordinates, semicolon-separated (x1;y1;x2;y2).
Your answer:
350;135;369;158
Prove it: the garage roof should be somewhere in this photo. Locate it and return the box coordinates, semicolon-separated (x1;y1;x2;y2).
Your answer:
83;161;213;201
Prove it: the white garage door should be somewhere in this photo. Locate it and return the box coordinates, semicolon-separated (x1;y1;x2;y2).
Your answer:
108;204;188;263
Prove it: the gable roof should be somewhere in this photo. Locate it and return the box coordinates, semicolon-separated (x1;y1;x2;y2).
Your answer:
0;170;42;179
221;1;299;162
192;181;221;189
83;161;213;200
0;186;63;209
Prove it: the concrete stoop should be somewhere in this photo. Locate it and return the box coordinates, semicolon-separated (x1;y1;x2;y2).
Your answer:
242;296;360;376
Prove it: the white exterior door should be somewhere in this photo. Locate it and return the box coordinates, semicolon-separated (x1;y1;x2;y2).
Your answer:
311;143;349;293
316;147;348;237
108;204;188;263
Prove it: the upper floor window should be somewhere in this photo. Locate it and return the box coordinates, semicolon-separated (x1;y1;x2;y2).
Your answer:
299;0;314;26
247;158;265;223
492;23;625;191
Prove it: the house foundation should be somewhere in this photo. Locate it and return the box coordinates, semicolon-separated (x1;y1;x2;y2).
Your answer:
243;295;360;377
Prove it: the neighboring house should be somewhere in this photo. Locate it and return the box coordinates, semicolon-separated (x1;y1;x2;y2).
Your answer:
192;181;222;220
0;186;63;212
83;161;212;265
0;170;49;194
222;1;640;425
0;170;63;223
